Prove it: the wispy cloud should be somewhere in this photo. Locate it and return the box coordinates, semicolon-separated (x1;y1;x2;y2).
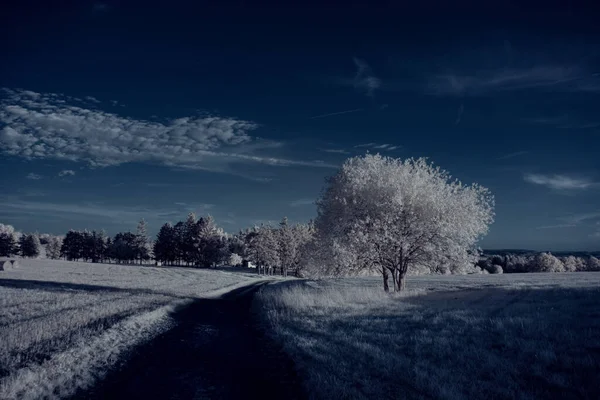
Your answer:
352;58;381;97
26;173;42;180
58;169;75;177
318;148;350;155
84;96;100;104
497;150;529;160
0;197;214;225
523;115;600;130
524;173;596;190
310;109;363;119
539;211;600;232
355;143;400;151
536;224;577;230
290;199;315;207
0;88;335;176
428;66;600;96
562;211;600;225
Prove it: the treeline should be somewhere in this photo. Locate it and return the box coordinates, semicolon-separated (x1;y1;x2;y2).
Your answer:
477;252;600;274
0;216;315;276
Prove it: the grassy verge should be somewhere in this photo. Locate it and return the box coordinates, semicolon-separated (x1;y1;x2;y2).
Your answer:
255;276;600;399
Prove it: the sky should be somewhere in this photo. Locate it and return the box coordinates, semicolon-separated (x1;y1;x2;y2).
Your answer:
1;1;599;251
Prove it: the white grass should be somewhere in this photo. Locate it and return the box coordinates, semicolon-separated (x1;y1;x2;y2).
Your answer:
256;272;600;400
0;259;265;398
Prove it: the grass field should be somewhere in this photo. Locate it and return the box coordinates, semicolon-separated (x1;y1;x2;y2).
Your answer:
255;273;600;400
0;259;262;399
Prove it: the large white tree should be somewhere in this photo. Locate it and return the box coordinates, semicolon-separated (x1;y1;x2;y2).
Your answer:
315;154;495;291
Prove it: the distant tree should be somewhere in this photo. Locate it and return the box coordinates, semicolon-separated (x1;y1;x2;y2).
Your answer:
276;218;315;277
0;223;20;257
135;219;152;263
195;216;227;267
247;225;279;273
530;252;565;272
111;232;138;263
587;256;600;272
154;223;177;265
20;233;41;258
46;235;63;259
503;254;529;273
173;221;186;265
315;154;494;291
562;255;586;272
61;230;83;261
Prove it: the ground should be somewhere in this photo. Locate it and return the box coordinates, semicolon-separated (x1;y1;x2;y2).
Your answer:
255;273;600;400
3;261;600;399
0;259;274;399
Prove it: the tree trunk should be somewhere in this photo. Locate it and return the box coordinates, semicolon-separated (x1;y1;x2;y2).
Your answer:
382;269;389;292
394;270;406;292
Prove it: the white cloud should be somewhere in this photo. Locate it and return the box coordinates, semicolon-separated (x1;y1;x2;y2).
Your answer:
290;199;315;207
523;173;596;190
0;88;335;174
26;173;42;180
352;58;381;97
428;66;600;96
58;169;75;177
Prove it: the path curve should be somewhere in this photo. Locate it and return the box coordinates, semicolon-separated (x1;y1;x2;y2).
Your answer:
74;281;305;399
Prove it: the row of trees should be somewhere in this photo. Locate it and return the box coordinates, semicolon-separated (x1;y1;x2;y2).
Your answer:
479;252;600;274
0;223;44;258
60;220;152;263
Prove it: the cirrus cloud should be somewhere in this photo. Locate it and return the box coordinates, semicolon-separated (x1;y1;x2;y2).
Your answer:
524;173;596;190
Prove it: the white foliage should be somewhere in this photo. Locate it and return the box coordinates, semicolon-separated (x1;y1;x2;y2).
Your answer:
229;253;243;266
530;252;565;272
315;154;494;290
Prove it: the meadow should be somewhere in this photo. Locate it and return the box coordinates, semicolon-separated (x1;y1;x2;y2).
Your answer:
255;272;600;400
0;259;262;399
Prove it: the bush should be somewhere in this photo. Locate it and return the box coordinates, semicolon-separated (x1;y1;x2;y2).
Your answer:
490;264;503;274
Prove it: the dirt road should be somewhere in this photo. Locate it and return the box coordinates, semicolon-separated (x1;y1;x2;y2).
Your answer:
76;282;305;399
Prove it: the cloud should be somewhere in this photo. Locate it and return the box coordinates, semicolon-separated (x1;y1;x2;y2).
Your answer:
562;211;600;225
58;169;75;177
355;143;400;151
497;150;529;160
0;88;335;175
0;197;214;225
523;115;600;130
85;96;100;104
428;66;600;96
310;108;363;119
352;58;381;97
26;173;42;180
536;224;577;230
523;173;596;190
319;148;350;155
290;199;315;207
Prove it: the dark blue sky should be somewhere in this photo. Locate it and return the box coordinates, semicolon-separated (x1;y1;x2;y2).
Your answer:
1;1;599;250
